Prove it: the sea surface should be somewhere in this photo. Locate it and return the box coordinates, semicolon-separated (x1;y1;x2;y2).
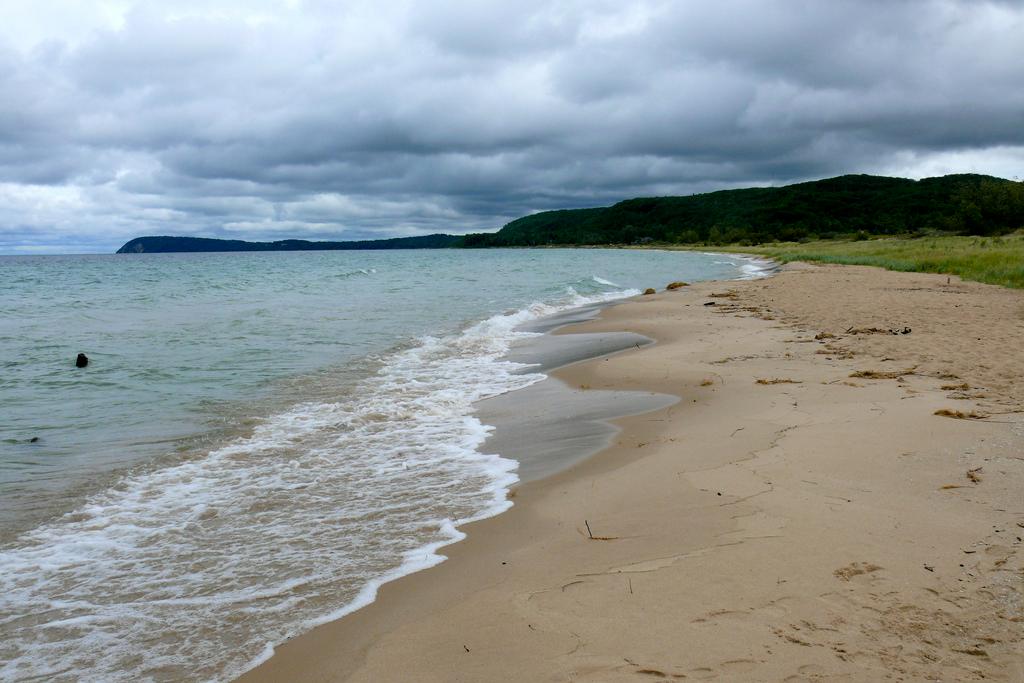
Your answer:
0;248;766;682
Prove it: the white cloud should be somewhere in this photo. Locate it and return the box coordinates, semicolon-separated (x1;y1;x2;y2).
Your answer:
0;0;1022;252
884;146;1024;181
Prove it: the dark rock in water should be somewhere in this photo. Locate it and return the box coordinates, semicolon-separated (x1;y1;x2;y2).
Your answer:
28;436;39;443
76;353;89;368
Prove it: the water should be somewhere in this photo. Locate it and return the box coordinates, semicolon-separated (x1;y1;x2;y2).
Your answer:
0;248;766;682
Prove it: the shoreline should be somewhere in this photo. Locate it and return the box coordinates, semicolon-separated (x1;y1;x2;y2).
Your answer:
239;263;1024;682
229;300;679;679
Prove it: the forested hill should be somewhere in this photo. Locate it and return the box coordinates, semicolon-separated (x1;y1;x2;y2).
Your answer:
459;174;1024;247
116;233;460;253
116;174;1023;253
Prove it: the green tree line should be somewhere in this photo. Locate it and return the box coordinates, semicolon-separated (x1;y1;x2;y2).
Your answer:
456;174;1024;247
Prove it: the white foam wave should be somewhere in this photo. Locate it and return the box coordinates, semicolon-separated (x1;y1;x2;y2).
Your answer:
734;256;775;279
591;275;620;287
333;267;376;279
0;285;638;683
564;285;641;306
705;253;776;279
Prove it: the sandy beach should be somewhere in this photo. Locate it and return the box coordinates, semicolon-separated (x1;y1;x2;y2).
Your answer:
239;263;1024;682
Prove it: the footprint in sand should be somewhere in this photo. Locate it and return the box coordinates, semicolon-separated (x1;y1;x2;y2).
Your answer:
719;659;758;673
984;543;1012;558
691;608;749;624
782;663;832;682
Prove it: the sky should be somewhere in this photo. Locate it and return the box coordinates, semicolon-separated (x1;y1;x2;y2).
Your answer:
1;0;1022;253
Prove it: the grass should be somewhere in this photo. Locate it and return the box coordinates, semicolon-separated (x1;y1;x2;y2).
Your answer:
696;232;1024;289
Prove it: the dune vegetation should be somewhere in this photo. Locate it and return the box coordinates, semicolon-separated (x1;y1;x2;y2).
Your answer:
709;233;1024;289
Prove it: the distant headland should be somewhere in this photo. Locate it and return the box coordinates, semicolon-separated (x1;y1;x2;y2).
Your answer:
116;233;460;253
116;173;1023;254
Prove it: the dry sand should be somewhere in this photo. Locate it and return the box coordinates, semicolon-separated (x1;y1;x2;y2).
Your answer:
239;263;1024;682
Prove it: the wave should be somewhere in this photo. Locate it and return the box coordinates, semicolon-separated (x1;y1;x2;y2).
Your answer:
332;267;377;279
591;275;621;287
706;253;775;279
0;285;638;683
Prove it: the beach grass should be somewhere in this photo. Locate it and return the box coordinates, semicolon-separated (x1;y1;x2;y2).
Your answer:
706;232;1024;289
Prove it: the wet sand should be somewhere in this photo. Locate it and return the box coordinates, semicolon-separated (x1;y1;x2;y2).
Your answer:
239;263;1024;682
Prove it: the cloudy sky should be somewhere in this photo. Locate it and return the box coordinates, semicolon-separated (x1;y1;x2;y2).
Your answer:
1;0;1022;253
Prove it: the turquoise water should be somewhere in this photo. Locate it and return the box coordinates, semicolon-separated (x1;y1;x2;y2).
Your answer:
0;248;763;682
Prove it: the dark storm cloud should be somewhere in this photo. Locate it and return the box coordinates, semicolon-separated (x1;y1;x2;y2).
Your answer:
0;0;1022;252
